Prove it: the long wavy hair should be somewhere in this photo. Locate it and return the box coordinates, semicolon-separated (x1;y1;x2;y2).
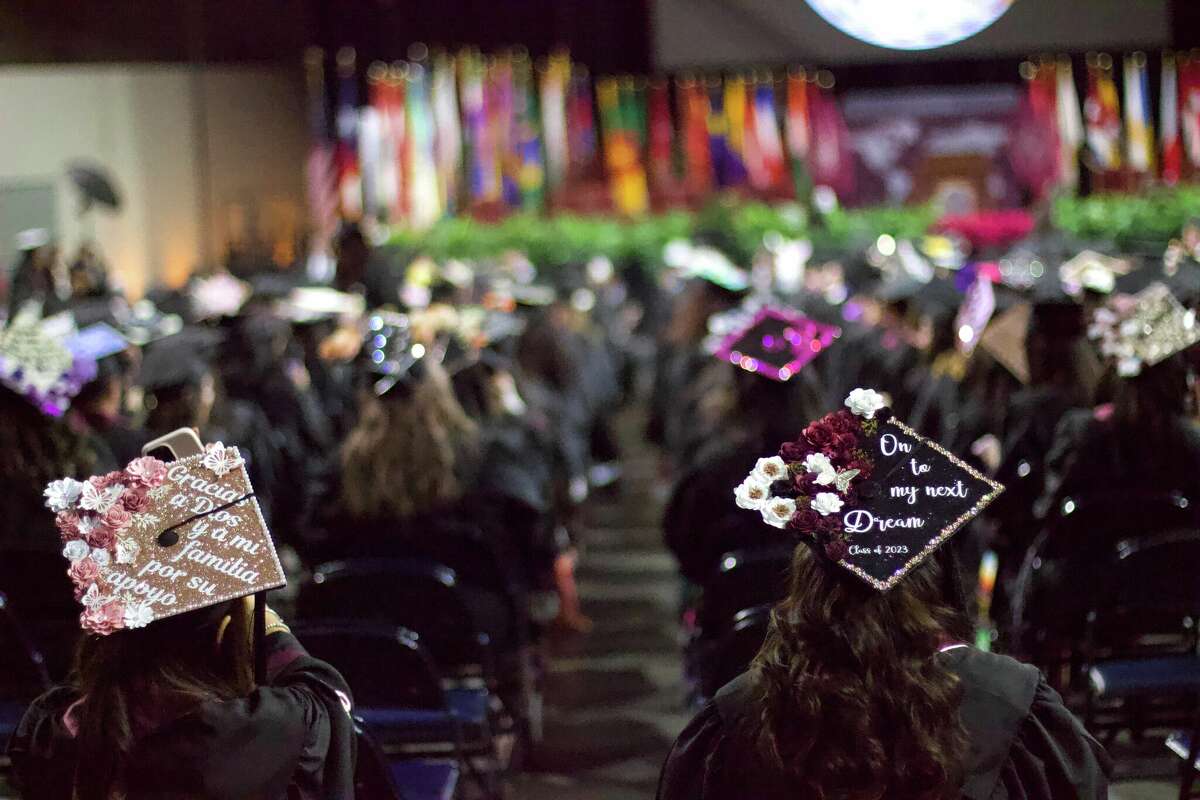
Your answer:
746;546;970;799
71;601;255;800
340;359;479;520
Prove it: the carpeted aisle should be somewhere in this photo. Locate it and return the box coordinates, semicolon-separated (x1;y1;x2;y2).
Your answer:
510;405;689;799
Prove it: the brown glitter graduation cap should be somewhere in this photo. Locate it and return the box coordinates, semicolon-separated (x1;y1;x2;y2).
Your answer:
44;429;285;635
734;388;1003;591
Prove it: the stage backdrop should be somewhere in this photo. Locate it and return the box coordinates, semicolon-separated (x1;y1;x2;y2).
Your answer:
841;85;1022;210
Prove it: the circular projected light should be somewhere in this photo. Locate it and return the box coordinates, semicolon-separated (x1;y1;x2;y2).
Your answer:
805;0;1016;51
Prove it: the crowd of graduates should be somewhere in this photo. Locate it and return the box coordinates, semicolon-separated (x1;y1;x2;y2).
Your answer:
3;205;1200;797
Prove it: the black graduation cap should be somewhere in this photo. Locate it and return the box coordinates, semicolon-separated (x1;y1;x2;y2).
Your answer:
734;388;1003;591
138;327;224;391
362;312;431;396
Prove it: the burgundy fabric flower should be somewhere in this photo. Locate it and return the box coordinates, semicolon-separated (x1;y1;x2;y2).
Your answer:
81;600;125;635
824;537;850;562
86;524;117;550
56;512;81;541
68;557;101;589
93;471;126;489
826;410;860;436
102;506;133;533
804;423;835;450
787;508;821;535
779;439;812;462
122;488;150;513
126;457;167;488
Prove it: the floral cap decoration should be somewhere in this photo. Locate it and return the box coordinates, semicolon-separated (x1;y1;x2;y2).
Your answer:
45;442;285;636
713;306;841;383
1088;282;1200;378
734;388;1004;591
0;313;98;417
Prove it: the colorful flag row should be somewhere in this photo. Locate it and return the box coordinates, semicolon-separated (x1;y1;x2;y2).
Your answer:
1019;50;1200;197
305;48;853;229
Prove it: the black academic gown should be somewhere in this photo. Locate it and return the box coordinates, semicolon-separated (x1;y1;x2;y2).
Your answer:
9;630;357;800
656;647;1111;800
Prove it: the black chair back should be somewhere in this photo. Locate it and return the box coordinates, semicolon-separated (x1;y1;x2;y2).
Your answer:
699;605;773;699
297;558;492;676
698;545;794;637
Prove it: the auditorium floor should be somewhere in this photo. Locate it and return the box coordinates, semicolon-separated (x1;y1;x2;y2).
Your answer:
510;406;688;799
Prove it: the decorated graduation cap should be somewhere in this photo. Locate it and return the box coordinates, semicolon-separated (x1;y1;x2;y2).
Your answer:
713;305;840;382
978;302;1032;384
1088;282;1200;377
954;272;997;355
1059;250;1132;297
44;429;285;636
0;309;98;417
362;311;436;396
734;388;1003;591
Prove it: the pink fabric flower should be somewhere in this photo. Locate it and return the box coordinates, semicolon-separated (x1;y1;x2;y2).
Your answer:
81;600;125;636
126;457;167;488
122;488;150;512
68;557;101;589
93;471;126;489
101;506;133;533
56;512;81;541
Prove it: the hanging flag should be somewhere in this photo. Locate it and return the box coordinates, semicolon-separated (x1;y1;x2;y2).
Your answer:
303;47;338;280
745;79;785;192
540;51;571;190
567;66;598;181
334;47;363;221
708;78;746;187
367;63;402;224
1161;52;1183;185
1124;52;1155;175
462;50;500;204
679;78;713;197
386;64;410;223
490;54;519;207
647;80;676;192
1054;58;1084;189
596;76;649;215
406;61;442;229
512;56;545;210
358;79;384;222
785;71;812;201
722;75;749;187
1182;54;1200;172
807;75;854;201
431;52;463;213
1084;55;1122;172
1010;61;1061;199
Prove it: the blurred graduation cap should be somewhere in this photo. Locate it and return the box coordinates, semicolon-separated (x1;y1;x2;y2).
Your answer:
713;305;840;383
0;309;97;416
15;228;51;252
954;274;996;355
138;327;224;391
662;239;750;292
67;161;122;213
119;300;184;347
978;302;1031;384
275;286;366;324
362;312;439;396
734;388;1003;591
190;274;250;321
1089;282;1200;377
1058;250;1131;298
69;322;129;363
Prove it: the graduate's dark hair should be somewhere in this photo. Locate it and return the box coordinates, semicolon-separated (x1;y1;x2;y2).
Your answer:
0;387;95;503
747;545;970;800
70;601;255;800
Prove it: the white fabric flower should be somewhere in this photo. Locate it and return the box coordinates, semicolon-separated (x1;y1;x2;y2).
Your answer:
734;476;772;510
202;442;244;477
844;387;886;419
90;548;111;568
77;515;99;536
62;540;91;562
804;452;837;484
79;481;124;513
115;537;141;565
752;456;788;483
760;497;797;529
44;478;85;512
123;601;154;629
80;583;110;610
811;492;845;516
